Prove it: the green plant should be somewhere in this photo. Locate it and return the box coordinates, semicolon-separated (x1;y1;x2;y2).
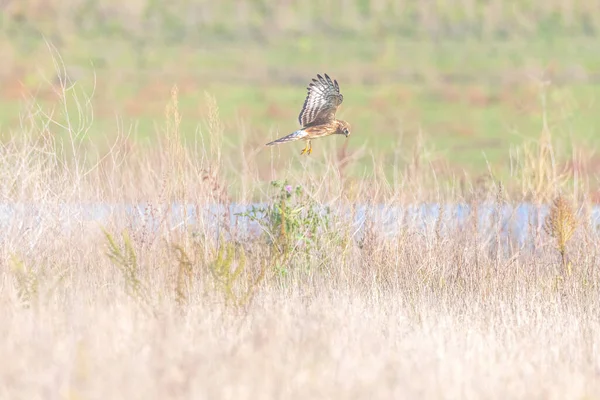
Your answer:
237;180;330;260
173;244;194;309
208;237;265;309
102;228;150;308
10;254;39;309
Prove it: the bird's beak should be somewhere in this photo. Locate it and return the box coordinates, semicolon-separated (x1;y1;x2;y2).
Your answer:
345;132;350;138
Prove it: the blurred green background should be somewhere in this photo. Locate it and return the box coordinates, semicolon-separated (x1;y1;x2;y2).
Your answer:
1;0;600;180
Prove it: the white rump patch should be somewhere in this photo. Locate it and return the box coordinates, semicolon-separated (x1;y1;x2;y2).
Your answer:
290;130;308;139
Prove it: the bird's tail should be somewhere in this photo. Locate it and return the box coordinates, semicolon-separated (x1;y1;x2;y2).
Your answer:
265;130;308;146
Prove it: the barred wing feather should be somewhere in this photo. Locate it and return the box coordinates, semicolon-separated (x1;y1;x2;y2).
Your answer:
298;73;344;128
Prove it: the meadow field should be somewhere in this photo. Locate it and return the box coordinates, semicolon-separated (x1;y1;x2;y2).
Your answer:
1;1;600;399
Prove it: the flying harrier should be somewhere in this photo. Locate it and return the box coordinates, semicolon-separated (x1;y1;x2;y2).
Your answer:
266;73;351;155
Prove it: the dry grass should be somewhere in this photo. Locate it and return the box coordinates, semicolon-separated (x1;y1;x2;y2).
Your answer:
1;49;600;400
545;194;578;274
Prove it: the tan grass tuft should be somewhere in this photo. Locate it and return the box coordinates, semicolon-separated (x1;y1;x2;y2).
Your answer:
544;194;577;273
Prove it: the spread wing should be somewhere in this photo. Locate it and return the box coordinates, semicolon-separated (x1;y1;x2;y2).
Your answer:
298;73;344;128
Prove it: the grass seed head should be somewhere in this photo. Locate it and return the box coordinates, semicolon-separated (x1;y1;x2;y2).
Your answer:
544;194;577;257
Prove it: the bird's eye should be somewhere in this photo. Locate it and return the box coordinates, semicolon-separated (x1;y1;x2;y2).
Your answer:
344;128;349;134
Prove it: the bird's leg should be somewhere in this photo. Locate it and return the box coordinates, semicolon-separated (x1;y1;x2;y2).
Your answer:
300;140;311;155
307;141;312;155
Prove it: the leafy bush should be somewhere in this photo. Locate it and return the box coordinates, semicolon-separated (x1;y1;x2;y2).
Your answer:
236;180;333;274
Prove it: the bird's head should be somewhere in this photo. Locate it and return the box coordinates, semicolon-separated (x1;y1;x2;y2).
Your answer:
338;121;351;138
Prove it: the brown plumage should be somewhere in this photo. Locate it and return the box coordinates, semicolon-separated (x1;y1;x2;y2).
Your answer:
266;73;351;155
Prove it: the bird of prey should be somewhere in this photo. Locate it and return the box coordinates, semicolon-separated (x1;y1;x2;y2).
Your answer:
266;73;351;155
